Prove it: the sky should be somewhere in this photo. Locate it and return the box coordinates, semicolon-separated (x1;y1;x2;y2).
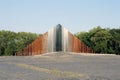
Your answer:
0;0;120;34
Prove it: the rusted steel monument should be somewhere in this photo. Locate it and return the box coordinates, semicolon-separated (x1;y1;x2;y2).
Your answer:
17;24;93;56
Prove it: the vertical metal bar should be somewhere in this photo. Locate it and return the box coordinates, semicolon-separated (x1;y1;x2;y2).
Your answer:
56;24;62;51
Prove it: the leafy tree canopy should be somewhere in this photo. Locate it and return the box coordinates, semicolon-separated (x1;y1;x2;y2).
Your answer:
0;30;40;56
75;26;120;54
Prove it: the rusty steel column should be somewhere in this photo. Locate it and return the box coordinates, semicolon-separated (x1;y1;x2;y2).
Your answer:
73;36;79;53
68;32;74;52
24;47;26;56
34;39;37;55
29;44;32;55
31;42;34;55
42;32;48;53
37;36;42;54
79;40;82;53
17;49;22;56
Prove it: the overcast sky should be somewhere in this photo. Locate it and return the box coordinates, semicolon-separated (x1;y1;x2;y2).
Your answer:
0;0;120;34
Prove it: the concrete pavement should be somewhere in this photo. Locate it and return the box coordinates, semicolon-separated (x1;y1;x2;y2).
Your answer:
0;52;120;80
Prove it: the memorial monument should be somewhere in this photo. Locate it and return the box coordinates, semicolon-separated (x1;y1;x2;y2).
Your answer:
17;24;93;56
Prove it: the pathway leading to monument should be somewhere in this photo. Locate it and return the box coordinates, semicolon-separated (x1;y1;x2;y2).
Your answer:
0;52;120;80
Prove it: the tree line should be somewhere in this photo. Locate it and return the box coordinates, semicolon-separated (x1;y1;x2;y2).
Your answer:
0;26;120;56
75;26;120;54
0;30;39;56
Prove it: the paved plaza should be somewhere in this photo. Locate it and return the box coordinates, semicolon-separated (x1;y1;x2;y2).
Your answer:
0;52;120;80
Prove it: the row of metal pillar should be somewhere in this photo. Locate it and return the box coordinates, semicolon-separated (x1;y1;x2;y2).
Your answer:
17;33;93;56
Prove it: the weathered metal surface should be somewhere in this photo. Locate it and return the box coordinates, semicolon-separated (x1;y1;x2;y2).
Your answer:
32;41;35;55
17;24;93;56
34;39;38;55
68;32;74;52
73;36;80;53
17;49;22;56
24;47;27;56
37;36;42;54
42;32;48;53
28;44;32;56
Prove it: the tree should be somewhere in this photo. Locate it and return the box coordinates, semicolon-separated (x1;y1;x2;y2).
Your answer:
109;29;120;54
0;30;40;56
75;26;120;54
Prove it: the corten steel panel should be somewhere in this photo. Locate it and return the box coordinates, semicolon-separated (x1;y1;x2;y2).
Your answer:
79;40;82;52
86;46;88;53
73;36;80;53
81;41;84;53
28;44;30;56
68;32;74;52
87;46;90;53
33;41;35;55
26;46;28;56
37;38;40;55
25;46;28;56
31;42;33;55
36;38;41;55
82;43;85;53
80;40;93;53
33;41;36;55
84;45;87;53
37;36;42;54
73;36;92;53
31;43;33;55
80;41;84;52
42;32;48;53
73;36;77;52
81;42;92;53
27;45;29;55
86;46;89;53
24;47;27;56
34;39;38;55
33;40;36;55
17;49;22;56
35;39;38;55
23;48;25;56
31;39;38;55
29;44;32;55
90;48;93;53
16;50;19;56
36;39;39;55
32;42;35;55
77;38;81;53
27;45;29;56
84;44;87;53
34;40;37;55
86;46;90;53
